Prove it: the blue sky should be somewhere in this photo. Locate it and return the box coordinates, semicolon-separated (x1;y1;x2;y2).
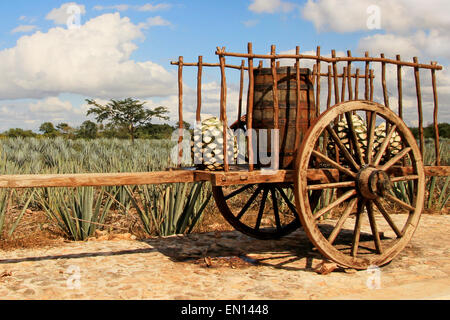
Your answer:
0;0;448;131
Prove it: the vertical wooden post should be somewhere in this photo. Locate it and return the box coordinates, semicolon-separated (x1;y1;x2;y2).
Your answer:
271;45;279;169
219;49;229;172
341;66;347;103
365;52;370;100
396;55;403;119
238;60;245;125
196;56;203;124
431;62;441;166
177;56;184;167
355;68;360;100
370;69;374;101
294;46;302;154
271;45;279;130
331;50;340;104
413;57;424;157
327;65;332;109
247;43;255;171
316;46;321;117
347;50;353;101
381;53;389;109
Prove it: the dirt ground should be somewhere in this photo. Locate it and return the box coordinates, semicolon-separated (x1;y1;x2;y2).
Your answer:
0;214;449;300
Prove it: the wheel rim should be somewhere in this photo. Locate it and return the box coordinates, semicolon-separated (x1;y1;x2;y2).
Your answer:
212;183;301;240
295;101;425;269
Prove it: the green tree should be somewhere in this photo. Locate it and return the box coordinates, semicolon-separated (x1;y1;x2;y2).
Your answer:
39;122;58;138
76;121;98;139
86;98;169;143
2;128;37;138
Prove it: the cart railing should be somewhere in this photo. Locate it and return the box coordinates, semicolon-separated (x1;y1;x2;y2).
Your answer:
170;43;444;172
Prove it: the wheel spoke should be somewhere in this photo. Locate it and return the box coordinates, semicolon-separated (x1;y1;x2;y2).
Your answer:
391;175;419;183
236;186;262;220
367;201;383;254
373;198;403;238
385;193;415;212
255;188;269;231
373;124;397;166
344;112;365;166
307;181;356;191
326;125;360;171
311;150;357;178
271;188;282;231
313;189;357;220
366;111;376;164
224;184;254;200
379;147;411;171
276;186;298;217
328;197;358;245
351;200;365;257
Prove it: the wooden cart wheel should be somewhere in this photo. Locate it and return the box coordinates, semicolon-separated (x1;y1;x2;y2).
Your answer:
294;101;425;269
212;183;302;240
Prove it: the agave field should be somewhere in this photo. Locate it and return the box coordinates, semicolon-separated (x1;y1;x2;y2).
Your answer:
0;136;448;243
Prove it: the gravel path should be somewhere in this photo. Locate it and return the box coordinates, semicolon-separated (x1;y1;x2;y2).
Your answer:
0;215;449;300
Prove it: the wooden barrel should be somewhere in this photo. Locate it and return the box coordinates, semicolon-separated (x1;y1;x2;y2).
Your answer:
252;66;316;169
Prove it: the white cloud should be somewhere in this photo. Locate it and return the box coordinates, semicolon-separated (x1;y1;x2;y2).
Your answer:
301;0;450;33
249;0;296;14
93;3;172;12
11;25;37;34
141;16;171;28
93;4;130;12
138;3;172;12
0;13;176;101
29;97;73;113
46;2;86;25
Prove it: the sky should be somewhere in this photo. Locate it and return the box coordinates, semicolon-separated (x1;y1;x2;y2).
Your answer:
0;0;448;132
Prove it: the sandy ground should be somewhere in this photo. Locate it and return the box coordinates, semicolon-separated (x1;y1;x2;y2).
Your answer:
0;214;449;300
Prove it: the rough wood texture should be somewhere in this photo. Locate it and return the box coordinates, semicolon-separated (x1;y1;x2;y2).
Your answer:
0;172;196;188
216;48;443;70
381;53;389;108
316;46;321;116
396;55;403;119
247;43;255;171
413;57;425;157
365;52;370;100
218;49;229;171
431;62;441;166
238;60;245;125
332;50;340;104
177;56;184;166
347;50;353;101
196;56;203;123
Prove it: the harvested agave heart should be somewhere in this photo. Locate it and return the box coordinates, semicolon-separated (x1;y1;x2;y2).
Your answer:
327;114;403;165
327;114;368;161
191;117;238;171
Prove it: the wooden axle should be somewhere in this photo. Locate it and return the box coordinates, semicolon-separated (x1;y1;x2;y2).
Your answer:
0;166;448;189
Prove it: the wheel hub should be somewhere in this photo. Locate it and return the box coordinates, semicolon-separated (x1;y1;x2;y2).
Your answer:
357;167;392;199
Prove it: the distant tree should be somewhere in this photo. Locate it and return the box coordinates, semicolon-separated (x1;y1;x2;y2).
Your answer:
2;128;37;138
176;121;192;131
39;122;58;138
76;121;98;139
86;98;169;143
410;123;450;140
137;123;176;140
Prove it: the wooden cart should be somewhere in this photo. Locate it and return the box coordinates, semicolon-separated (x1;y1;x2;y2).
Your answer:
1;43;448;270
